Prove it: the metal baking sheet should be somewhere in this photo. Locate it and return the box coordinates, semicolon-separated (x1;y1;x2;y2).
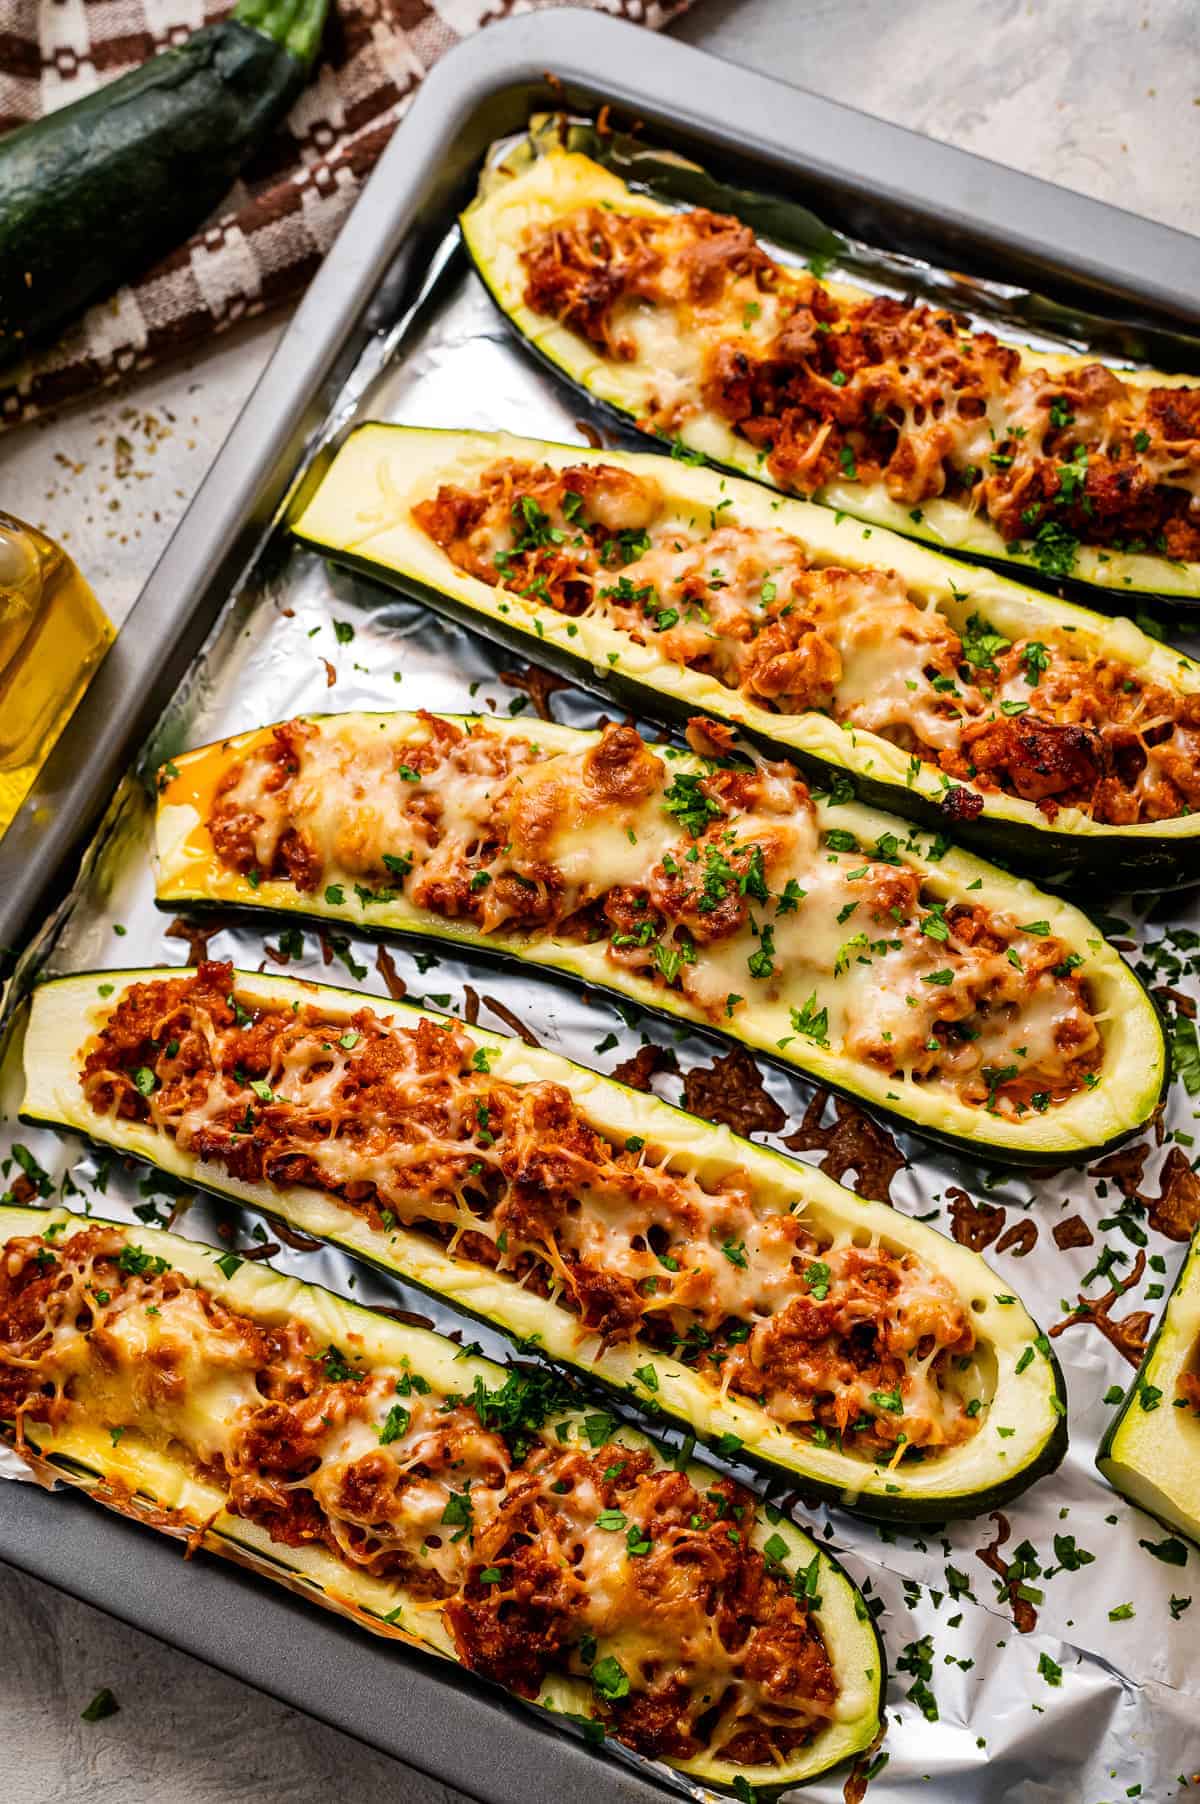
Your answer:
3;13;1200;1802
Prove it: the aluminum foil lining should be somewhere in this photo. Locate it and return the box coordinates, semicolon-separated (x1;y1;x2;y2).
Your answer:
1;127;1197;1804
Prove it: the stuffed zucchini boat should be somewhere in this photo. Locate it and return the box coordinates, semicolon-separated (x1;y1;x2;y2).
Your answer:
153;709;1165;1166
21;962;1068;1519
460;146;1200;608
0;1206;883;1790
1097;1231;1200;1545
292;424;1200;890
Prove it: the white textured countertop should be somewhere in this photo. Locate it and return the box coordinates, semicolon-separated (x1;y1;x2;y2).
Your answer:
2;3;1196;1799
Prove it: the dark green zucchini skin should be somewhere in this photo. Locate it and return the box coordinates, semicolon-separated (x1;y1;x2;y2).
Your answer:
0;0;324;361
153;889;1168;1171
299;545;1200;897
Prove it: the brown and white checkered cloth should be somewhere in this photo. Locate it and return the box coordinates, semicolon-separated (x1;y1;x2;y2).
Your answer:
0;0;692;428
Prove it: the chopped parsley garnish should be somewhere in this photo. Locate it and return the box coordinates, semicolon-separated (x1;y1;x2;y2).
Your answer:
1139;1535;1188;1566
1052;1533;1094;1572
582;1412;617;1448
896;1636;939;1722
1170;1014;1200;1095
116;1244;169;1278
511;493;565;552
804;1261;831;1301
440;1489;473;1528
320;1345;362;1384
960;613;1011;675
466;1367;575;1460
747;922;776;980
790;993;829;1046
1030;520;1080;579
1021;641;1049;685
919;904;950;942
378;1404;411;1445
983;1064;1019;1111
591;1655;630;1701
662;772;723;838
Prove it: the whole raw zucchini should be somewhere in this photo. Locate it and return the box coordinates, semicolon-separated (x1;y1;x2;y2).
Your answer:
0;0;327;361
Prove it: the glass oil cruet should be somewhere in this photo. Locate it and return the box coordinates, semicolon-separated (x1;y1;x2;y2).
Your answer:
0;512;113;839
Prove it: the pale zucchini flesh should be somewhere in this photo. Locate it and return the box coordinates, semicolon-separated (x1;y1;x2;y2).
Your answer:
21;966;1068;1519
0;1205;883;1793
1098;1230;1200;1545
291;423;1200;892
460;149;1200;607
151;711;1167;1166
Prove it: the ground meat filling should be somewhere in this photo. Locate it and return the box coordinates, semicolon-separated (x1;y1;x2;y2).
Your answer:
196;713;1103;1116
0;1224;840;1766
518;200;1200;567
413;456;1200;825
79;962;981;1460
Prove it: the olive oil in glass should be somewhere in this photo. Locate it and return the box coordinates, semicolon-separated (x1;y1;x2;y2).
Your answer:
0;513;113;837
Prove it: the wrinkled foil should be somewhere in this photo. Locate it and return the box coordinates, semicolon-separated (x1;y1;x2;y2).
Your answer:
1;129;1197;1804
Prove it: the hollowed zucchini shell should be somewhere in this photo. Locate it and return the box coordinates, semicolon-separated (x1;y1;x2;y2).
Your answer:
1097;1229;1200;1546
459;148;1200;611
292;423;1200;892
152;711;1166;1168
0;1204;884;1794
21;967;1068;1521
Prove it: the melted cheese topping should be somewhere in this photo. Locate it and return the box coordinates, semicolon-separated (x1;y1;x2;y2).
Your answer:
0;1222;843;1767
412;455;1200;824
192;712;1102;1117
80;964;983;1457
514;155;1200;568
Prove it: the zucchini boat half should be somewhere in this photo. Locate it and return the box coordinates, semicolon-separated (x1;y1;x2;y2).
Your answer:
292;423;1200;891
153;709;1165;1166
21;964;1068;1520
461;146;1200;607
1098;1231;1200;1545
0;1206;883;1792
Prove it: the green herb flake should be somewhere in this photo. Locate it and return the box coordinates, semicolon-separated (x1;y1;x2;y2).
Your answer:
81;1688;120;1723
378;1404;411;1445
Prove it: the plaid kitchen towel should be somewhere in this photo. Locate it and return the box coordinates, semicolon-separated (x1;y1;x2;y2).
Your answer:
0;0;692;428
